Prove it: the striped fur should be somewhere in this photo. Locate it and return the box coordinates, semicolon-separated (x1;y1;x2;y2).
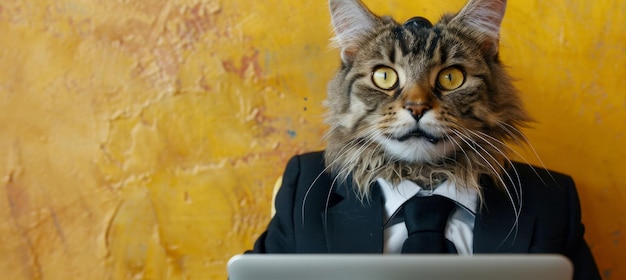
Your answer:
324;0;531;200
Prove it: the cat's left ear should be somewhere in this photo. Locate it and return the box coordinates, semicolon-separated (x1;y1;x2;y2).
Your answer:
329;0;381;63
452;0;507;56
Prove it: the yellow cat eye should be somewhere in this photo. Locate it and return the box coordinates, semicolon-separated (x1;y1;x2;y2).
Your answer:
372;66;399;90
437;67;465;91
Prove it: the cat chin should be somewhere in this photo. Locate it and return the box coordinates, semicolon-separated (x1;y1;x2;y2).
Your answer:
378;137;455;163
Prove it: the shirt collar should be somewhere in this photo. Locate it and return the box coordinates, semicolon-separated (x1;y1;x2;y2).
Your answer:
377;178;478;216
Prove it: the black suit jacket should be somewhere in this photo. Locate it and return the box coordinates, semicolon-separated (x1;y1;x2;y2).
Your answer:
250;151;601;280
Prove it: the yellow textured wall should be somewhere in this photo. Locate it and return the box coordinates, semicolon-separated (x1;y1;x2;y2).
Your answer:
0;0;624;279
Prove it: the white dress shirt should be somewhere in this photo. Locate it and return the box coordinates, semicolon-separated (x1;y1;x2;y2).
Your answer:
377;178;478;255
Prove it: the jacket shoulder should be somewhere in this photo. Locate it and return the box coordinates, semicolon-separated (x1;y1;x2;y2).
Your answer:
508;161;575;191
281;150;332;201
511;161;570;181
505;161;577;215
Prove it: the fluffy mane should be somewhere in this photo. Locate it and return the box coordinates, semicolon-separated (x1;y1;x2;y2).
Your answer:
324;0;531;200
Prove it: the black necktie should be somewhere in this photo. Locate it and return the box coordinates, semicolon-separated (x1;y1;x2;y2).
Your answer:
401;195;457;254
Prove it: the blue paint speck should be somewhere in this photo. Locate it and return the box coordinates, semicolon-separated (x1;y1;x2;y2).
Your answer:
287;130;297;138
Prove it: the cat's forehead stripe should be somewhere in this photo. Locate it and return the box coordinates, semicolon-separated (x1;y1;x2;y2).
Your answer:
425;28;442;59
437;45;448;66
385;24;445;62
391;26;411;56
392;25;434;58
387;45;395;64
409;28;428;56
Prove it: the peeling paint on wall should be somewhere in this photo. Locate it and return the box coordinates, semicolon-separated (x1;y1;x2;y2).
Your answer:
0;0;625;279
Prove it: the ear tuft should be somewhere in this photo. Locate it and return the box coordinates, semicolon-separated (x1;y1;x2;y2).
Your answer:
329;0;380;62
454;0;507;54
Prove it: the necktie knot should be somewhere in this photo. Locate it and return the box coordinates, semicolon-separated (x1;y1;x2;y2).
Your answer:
401;195;457;254
403;195;456;234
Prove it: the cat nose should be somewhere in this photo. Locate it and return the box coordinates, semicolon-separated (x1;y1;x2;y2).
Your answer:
404;103;431;120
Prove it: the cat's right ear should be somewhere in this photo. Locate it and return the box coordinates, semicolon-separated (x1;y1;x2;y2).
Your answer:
329;0;380;63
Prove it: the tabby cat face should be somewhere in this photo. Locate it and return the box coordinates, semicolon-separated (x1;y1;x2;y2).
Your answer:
324;0;530;195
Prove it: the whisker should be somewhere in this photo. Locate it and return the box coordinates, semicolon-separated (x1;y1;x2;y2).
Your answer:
445;134;472;168
301;157;341;227
498;122;558;185
464;129;522;205
323;174;341;230
302;130;380;225
450;129;521;237
462;128;524;243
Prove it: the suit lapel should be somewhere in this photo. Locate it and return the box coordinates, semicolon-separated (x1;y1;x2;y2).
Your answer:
473;175;535;253
320;171;536;254
323;180;384;253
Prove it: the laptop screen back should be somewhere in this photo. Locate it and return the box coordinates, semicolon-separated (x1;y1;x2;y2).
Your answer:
228;254;573;280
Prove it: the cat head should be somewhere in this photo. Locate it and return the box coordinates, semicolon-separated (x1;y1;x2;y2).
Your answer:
324;0;531;198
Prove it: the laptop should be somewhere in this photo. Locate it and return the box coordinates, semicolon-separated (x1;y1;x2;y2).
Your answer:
227;254;573;280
